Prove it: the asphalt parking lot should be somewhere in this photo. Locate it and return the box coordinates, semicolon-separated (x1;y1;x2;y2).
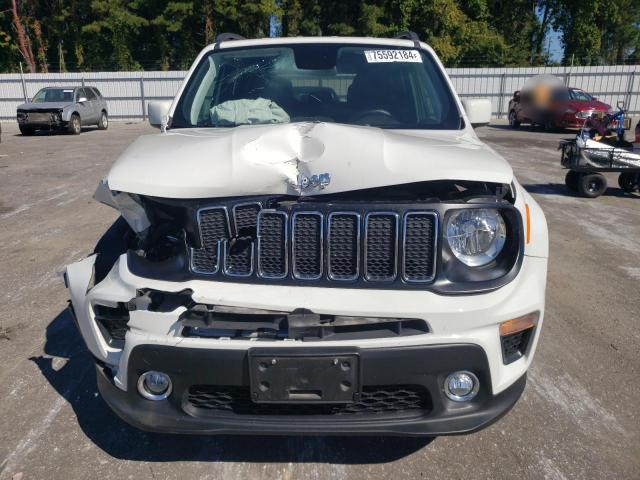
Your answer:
0;120;638;480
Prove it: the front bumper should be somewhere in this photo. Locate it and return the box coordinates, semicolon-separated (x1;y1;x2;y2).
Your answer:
67;251;546;435
96;343;527;436
17;111;64;128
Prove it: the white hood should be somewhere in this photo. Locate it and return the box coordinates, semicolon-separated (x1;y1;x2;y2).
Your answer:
107;122;513;198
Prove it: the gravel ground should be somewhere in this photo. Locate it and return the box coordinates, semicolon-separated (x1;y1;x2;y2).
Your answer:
0;120;638;480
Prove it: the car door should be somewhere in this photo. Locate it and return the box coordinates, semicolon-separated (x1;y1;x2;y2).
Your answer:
84;88;100;123
75;88;93;124
91;87;107;117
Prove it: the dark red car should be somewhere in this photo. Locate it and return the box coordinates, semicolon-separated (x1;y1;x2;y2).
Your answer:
508;87;611;131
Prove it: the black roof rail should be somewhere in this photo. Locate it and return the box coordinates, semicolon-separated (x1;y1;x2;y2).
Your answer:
215;33;246;44
395;31;421;48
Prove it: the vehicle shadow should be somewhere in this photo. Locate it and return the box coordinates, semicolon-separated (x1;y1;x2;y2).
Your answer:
30;309;433;463
523;183;634;198
12;127;102;137
486;124;573;134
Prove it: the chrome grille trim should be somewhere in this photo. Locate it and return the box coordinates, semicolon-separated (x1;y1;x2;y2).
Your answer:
257;210;288;279
327;212;361;281
402;212;438;283
291;212;324;280
363;212;399;282
190;206;231;275
222;239;255;278
190;241;222;275
232;202;262;235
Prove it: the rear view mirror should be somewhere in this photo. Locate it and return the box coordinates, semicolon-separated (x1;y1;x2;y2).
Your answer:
461;98;492;128
78;97;88;103
148;100;173;129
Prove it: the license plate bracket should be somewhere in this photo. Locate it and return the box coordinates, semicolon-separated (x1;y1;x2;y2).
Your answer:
248;351;360;404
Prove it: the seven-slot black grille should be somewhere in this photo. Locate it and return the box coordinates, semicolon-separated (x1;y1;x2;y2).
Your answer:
257;212;288;278
191;204;437;287
403;213;437;282
328;213;359;280
292;213;323;279
191;208;229;274
233;203;261;233
364;213;398;281
186;385;430;416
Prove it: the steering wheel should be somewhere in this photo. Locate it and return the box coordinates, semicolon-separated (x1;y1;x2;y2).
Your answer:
351;108;395;124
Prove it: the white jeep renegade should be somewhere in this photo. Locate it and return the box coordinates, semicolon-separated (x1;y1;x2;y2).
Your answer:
65;33;548;436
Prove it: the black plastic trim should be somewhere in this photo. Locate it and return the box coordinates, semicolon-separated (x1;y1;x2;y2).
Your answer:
96;343;527;436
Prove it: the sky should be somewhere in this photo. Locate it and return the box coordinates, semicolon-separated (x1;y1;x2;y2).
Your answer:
547;28;564;62
537;6;564;63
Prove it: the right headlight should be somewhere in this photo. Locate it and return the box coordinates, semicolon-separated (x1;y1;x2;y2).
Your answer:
445;208;506;267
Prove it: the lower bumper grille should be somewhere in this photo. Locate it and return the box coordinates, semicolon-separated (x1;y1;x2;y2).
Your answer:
186;385;430;416
93;303;129;349
501;327;533;364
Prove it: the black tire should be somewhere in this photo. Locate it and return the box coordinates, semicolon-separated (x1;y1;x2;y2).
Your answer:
565;170;580;191
97;111;108;130
508;110;520;128
67;113;81;135
577;172;607;198
543;117;556;132
19;125;35;136
618;172;640;194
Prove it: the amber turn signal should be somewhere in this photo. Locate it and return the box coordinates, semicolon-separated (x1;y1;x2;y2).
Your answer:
499;311;539;337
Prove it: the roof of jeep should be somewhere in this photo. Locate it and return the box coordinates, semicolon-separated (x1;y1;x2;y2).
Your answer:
211;36;429;51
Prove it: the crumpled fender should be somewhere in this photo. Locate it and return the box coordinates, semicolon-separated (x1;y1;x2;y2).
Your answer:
94;179;150;233
66;254;136;365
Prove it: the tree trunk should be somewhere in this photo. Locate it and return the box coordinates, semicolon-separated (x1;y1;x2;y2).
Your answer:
32;19;48;73
11;0;37;73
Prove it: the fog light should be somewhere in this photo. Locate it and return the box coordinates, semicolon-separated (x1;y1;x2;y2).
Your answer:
137;371;172;400
444;371;479;402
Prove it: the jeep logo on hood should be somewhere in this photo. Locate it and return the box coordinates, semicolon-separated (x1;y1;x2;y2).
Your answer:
297;172;331;190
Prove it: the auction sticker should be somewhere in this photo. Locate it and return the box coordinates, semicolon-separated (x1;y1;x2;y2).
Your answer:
364;49;422;63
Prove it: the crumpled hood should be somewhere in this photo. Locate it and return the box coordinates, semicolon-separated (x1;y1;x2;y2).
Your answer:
107;122;513;198
17;101;72;111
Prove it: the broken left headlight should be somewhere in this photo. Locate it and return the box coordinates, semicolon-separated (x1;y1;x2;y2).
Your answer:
445;208;506;267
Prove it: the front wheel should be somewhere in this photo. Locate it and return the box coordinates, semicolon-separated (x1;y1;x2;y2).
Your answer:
618;172;640;194
508;110;520;128
97;111;108;130
67;114;81;135
543;117;556;132
565;170;580;192
578;173;607;198
19;125;35;136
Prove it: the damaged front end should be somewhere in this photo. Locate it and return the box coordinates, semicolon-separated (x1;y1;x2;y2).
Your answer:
66;178;522;384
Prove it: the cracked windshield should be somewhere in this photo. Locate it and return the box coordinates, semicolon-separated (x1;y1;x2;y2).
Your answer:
172;44;461;130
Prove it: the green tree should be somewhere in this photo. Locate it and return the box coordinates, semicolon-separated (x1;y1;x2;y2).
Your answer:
0;9;19;72
82;0;149;70
550;0;640;65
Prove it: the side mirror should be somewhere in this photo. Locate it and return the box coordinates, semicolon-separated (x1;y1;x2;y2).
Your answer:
78;97;88;103
461;98;491;128
148;100;172;129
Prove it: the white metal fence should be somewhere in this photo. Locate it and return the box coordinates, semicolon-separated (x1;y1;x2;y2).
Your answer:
448;65;640;117
0;65;638;120
0;71;185;120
